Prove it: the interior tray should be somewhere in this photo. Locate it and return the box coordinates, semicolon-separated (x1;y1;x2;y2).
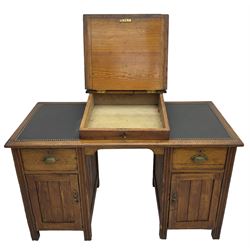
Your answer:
79;93;170;140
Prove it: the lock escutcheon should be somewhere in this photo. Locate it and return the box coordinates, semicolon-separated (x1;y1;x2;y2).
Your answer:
171;192;177;202
72;190;79;203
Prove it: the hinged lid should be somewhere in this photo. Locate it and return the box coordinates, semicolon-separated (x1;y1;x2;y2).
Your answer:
84;14;169;92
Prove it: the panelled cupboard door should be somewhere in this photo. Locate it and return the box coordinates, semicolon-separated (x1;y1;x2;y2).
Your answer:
26;174;82;230
169;173;223;229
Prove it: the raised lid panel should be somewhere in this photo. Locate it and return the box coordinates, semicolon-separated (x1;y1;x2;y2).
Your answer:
84;14;168;91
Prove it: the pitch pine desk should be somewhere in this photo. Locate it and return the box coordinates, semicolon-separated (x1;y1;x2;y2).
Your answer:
5;101;243;240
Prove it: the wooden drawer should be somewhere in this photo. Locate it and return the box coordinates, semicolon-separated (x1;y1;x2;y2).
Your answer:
21;149;77;171
172;148;227;170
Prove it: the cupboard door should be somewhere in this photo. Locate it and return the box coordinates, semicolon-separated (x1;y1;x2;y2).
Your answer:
26;174;82;230
169;173;222;229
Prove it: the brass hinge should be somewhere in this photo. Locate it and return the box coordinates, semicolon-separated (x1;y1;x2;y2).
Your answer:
86;89;106;94
86;90;165;94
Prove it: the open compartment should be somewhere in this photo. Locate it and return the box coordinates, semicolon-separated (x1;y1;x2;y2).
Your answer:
79;93;170;140
79;14;170;141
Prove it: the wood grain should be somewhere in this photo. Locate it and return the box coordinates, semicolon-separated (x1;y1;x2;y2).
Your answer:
84;14;168;91
212;147;237;239
77;148;91;240
169;173;222;229
94;93;159;105
3;12;244;240
21;148;77;171
26;174;82;230
172;147;227;170
159;94;170;129
4;103;243;240
79;94;94;130
159;148;172;239
12;149;40;240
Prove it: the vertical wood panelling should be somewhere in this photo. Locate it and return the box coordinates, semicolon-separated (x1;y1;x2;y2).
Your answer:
26;174;82;229
198;179;214;221
60;181;74;222
176;180;190;222
37;181;52;223
48;181;63;222
187;180;202;221
169;173;222;229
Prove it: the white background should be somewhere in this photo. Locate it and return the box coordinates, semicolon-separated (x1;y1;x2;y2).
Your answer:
0;0;249;249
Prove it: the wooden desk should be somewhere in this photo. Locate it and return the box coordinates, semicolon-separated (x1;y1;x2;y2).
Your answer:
5;101;243;240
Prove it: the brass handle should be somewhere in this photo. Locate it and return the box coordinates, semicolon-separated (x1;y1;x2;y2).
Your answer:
121;132;127;139
171;192;177;202
191;154;208;163
43;156;56;164
72;190;79;203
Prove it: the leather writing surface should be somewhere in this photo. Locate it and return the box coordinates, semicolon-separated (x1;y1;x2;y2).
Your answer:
17;102;230;140
17;103;85;140
166;103;230;139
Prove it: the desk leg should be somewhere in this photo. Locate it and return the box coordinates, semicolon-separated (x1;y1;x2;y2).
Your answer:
153;148;172;239
78;148;99;240
212;147;237;239
153;154;156;187
12;149;40;241
95;151;100;188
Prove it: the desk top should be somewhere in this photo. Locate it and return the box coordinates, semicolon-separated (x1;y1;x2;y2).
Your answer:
5;102;243;148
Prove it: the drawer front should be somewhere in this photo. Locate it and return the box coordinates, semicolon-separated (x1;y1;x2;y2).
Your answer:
172;148;227;170
21;149;77;171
